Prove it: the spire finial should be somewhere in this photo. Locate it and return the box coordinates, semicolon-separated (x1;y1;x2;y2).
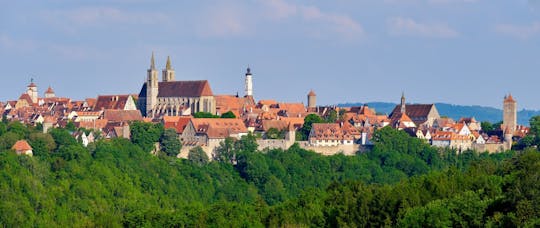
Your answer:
166;56;172;70
150;52;156;70
246;65;251;75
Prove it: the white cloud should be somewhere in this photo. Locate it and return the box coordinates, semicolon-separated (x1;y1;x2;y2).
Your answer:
495;22;540;39
262;0;298;20
387;17;459;38
198;5;250;38
40;7;168;31
261;0;365;40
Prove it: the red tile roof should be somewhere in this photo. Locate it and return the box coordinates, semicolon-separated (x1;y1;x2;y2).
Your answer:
163;116;192;134
190;118;247;139
12;140;32;151
103;109;143;122
94;95;133;110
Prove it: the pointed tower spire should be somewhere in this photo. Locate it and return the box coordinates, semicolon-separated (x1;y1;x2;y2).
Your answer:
166;56;172;70
400;92;406;114
150;52;156;70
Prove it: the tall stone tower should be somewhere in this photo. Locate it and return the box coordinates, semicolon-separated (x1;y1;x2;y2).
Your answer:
146;52;159;117
162;56;175;82
245;67;253;97
26;79;38;104
503;94;517;135
307;90;316;109
400;92;406;113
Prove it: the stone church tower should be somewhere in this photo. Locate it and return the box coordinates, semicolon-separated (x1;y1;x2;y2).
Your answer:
146;52;159;117
400;92;406;113
245;67;253;97
26;79;38;104
503;94;517;135
162;56;175;82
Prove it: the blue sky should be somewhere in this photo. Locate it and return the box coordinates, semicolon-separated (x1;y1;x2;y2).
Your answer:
1;0;539;109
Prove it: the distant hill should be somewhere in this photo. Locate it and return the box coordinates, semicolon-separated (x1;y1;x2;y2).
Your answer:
337;102;540;126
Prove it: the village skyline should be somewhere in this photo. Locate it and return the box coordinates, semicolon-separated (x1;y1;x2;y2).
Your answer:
2;1;540;109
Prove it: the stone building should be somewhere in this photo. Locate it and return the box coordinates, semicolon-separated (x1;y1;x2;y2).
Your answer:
389;93;440;127
138;53;216;117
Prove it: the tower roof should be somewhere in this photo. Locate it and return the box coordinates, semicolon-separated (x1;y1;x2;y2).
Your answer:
246;67;252;75
504;94;516;103
308;90;316;96
150;52;156;70
45;86;54;94
166;56;172;70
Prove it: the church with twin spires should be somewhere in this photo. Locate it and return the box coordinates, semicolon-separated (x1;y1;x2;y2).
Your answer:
138;53;217;117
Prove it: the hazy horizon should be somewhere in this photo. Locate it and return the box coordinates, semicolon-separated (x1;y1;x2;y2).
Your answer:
2;0;539;109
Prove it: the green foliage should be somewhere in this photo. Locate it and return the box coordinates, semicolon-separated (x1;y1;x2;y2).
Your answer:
0;119;538;227
298;114;324;140
220;111;236;118
188;146;209;166
160;128;181;157
0;132;21;150
325;110;338;123
265;127;285;139
65;121;76;131
481;121;494;132
529;116;540;147
193;112;219;118
130;121;164;152
0;121;7;136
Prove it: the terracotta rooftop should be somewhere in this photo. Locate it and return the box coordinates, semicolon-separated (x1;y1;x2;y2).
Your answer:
94;95;133;110
12;140;32;151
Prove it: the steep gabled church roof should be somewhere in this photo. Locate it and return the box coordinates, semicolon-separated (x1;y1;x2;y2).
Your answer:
158;80;213;97
390;104;436;119
139;80;214;98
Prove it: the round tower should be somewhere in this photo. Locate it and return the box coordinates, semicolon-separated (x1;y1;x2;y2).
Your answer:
245;67;253;97
307;90;316;109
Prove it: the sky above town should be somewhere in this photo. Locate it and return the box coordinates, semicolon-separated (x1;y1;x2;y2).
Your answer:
1;0;539;109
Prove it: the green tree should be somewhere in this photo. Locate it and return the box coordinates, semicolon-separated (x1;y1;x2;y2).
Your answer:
299;114;324;140
161;128;181;157
529;116;540;147
0;132;21;150
194;112;220;118
188;146;209;166
265;128;284;139
481;121;494;132
0;121;7;136
28;132;56;156
325;110;338;123
220;111;236;119
7;121;29;139
235;133;258;154
130;121;164;152
214;137;236;164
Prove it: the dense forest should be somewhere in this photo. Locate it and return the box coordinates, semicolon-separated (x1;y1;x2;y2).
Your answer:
1;119;540;227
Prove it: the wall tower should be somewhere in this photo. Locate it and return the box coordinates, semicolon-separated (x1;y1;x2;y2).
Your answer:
307;90;317;109
503;94;517;135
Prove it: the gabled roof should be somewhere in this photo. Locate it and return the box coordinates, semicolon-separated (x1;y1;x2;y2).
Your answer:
103;109;143;122
390;104;435;119
163;116;192;134
94;95;133;110
190;118;247;139
504;94;516;103
12;140;32;151
18;93;33;104
260;119;288;131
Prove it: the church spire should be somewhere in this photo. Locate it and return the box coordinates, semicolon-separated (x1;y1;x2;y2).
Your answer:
150;52;156;70
400;92;406;113
166;56;172;70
